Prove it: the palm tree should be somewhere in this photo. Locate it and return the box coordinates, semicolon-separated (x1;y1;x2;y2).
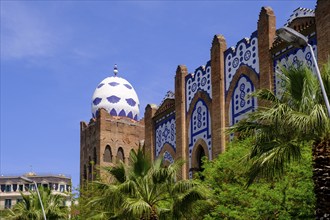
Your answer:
230;62;330;219
85;148;211;220
6;187;69;220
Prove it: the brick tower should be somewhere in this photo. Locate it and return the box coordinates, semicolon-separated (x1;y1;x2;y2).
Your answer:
80;67;144;185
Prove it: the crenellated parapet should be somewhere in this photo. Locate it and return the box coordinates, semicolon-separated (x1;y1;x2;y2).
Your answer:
285;7;315;27
224;31;259;94
185;61;212;112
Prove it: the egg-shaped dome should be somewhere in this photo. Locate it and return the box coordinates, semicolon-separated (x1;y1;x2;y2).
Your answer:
91;76;140;120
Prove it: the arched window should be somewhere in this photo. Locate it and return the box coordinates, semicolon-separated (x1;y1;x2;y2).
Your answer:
117;147;125;162
103;145;112;163
196;145;205;172
93;147;97;164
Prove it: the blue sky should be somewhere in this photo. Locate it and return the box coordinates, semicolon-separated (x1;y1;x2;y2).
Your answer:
1;0;316;189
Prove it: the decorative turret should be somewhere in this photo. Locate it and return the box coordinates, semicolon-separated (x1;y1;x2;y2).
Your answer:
91;65;140;120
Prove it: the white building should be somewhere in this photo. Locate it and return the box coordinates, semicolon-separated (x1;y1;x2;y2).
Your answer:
0;172;72;209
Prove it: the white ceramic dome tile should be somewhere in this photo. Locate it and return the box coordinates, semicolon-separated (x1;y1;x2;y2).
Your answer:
91;76;140;120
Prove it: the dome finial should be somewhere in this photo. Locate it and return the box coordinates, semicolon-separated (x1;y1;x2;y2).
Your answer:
113;64;118;76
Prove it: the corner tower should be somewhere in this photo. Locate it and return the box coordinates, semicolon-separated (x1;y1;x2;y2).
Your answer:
80;66;145;185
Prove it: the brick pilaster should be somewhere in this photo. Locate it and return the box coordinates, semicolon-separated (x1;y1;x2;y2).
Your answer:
175;65;188;179
144;104;157;161
315;0;330;66
258;7;276;91
211;35;227;157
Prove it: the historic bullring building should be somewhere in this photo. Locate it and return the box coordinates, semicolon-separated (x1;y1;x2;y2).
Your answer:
80;0;329;183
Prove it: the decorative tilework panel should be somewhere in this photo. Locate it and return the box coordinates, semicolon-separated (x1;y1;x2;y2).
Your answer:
159;91;175;107
188;99;212;175
229;74;257;127
185;61;212;112
285;7;315;26
224;31;259;94
274;33;317;98
155;113;176;157
163;151;174;164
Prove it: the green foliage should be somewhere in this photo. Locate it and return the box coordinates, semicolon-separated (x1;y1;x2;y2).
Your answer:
227;61;330;218
229;64;330;185
0;209;11;219
5;187;69;220
201;138;315;220
78;148;211;220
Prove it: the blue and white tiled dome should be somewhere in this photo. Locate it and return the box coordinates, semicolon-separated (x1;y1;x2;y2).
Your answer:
91;73;140;120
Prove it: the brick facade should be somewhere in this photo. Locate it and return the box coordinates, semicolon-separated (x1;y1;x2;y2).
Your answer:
315;0;330;66
81;1;329;182
80;108;144;184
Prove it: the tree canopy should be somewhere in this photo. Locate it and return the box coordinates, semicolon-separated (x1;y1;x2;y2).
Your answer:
229;62;330;218
6;187;69;220
79;148;212;220
200;138;315;220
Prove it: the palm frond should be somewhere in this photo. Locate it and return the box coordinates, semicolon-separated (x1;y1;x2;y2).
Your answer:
158;207;172;220
131;147;151;178
254;88;281;104
321;59;330;101
104;161;127;183
7;187;68;219
122;197;151;218
172;188;208;218
84;142;210;220
246;140;302;186
118;179;138;196
227;63;330;187
172;180;198;194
